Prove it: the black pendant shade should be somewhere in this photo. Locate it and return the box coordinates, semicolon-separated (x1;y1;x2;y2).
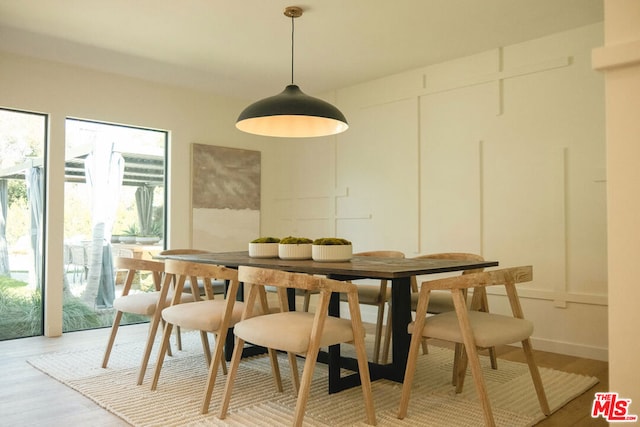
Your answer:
236;84;348;138
236;6;348;138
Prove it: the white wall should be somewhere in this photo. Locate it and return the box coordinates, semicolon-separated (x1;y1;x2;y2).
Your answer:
0;51;271;336
261;24;608;360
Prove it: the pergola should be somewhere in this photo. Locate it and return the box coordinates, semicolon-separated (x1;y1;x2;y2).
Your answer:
0;148;164;307
0;152;164;187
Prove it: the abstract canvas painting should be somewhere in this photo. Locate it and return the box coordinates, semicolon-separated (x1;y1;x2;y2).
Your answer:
191;144;260;251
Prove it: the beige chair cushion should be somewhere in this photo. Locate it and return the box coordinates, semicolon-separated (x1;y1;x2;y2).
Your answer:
340;284;388;304
113;292;195;316
234;311;360;354
182;279;226;295
162;300;244;332
410;290;468;314
409;310;533;348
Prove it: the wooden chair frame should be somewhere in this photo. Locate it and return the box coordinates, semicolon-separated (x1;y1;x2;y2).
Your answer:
102;257;175;386
150;260;241;397
381;252;497;375
219;266;376;427
397;266;550;426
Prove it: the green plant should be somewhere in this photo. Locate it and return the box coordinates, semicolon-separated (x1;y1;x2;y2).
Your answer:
280;236;313;244
61;296;104;332
139;221;163;237
0;289;43;339
251;237;280;243
313;237;352;245
122;223;139;236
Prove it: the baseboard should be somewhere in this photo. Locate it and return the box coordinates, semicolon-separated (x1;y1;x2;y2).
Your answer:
529;336;608;361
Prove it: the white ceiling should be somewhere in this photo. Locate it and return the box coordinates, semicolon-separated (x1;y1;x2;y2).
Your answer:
0;0;603;100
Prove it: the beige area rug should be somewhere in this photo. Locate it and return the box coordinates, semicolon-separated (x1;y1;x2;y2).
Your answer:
28;332;597;426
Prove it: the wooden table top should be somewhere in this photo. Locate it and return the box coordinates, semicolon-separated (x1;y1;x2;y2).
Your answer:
161;251;498;280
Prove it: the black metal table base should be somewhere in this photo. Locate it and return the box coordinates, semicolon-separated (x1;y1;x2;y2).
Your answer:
320;278;411;393
223;277;412;393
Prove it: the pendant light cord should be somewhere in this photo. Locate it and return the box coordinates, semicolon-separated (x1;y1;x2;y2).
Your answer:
290;14;295;85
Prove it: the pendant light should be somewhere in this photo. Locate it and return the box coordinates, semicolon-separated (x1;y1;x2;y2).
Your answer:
236;6;348;138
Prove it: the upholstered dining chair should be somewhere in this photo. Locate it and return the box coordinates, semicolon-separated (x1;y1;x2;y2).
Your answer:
397;266;550;426
341;250;405;364
101;257;196;385
218;266;376;427
380;252;497;373
150;259;244;403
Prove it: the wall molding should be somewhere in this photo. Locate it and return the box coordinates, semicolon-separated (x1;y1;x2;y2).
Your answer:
421;55;571;97
487;286;608;306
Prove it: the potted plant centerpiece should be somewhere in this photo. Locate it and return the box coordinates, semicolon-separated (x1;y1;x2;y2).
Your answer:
248;237;280;258
278;236;313;260
312;237;353;262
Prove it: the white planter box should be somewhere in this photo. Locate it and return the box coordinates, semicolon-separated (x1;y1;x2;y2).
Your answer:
278;243;312;260
248;242;279;258
312;244;353;262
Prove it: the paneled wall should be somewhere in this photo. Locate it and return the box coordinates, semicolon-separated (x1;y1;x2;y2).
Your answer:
262;23;607;359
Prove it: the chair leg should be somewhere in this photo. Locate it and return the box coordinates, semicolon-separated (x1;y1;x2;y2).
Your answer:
454;344;468;393
303;292;311;312
102;310;123;368
137;314;166;385
162;319;173;358
522;338;551;415
292;351;318;427
200;332;228;414
200;331;212;366
150;322;174;390
372;300;386;363
176;325;183;351
352;319;377;425
488;346;498;370
381;310;391;364
219;337;247;419
287;352;300;394
269;348;284;392
477;288;498;370
220;348;228;375
397;326;427;419
464;343;495;426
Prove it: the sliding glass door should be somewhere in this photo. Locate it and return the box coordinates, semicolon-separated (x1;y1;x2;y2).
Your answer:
63;119;167;332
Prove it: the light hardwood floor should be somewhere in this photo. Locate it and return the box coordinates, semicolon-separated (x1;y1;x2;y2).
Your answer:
0;323;608;426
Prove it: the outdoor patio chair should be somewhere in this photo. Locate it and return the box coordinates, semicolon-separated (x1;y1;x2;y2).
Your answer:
397;266;550;426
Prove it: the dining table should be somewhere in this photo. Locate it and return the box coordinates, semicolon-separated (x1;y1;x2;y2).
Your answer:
162;250;498;393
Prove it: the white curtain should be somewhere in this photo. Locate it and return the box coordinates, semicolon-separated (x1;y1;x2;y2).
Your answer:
83;142;124;308
135;184;155;235
26;167;43;291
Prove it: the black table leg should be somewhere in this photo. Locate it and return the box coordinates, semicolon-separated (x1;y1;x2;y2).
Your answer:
322;277;412;392
389;276;412;381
